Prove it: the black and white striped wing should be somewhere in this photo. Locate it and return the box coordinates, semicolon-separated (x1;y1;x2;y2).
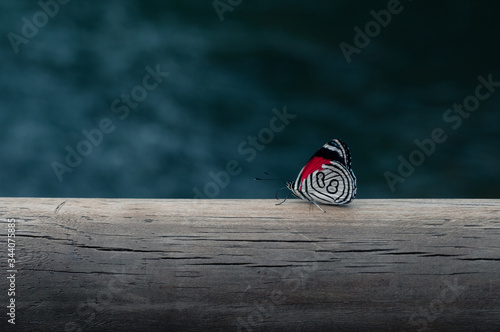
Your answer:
287;139;357;205
300;161;356;204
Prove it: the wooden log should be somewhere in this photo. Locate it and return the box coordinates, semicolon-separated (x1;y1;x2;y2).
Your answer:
1;198;499;331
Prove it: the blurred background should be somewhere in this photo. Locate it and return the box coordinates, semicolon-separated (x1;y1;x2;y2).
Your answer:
1;0;499;199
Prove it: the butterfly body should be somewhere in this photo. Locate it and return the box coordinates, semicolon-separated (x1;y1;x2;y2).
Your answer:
286;139;357;207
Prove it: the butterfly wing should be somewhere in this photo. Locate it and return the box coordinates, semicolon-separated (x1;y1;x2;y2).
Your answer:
292;139;356;204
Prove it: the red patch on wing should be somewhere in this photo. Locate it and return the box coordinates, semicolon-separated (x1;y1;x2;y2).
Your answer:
299;156;330;190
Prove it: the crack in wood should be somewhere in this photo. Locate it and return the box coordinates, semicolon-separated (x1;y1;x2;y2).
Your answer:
22;268;144;275
211;239;322;243
18;234;175;255
146;257;212;260
380;251;428;255
248;264;309;268
54;200;67;213
73;244;169;253
459;258;500;261
329;249;396;253
421;254;462;257
188;262;252;266
17;234;68;242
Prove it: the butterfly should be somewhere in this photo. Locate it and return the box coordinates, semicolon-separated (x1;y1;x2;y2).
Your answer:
284;139;357;212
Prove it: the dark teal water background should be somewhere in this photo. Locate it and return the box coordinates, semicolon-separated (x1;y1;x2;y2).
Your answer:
1;0;499;199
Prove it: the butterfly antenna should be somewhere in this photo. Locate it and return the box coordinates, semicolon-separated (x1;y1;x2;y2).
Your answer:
254;172;285;182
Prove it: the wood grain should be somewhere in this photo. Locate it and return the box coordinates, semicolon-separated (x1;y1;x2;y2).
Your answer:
1;198;499;331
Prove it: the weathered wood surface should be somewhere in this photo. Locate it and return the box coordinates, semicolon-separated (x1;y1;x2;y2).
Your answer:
1;198;500;331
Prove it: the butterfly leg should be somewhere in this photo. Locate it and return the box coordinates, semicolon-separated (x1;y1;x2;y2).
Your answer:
311;200;326;213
